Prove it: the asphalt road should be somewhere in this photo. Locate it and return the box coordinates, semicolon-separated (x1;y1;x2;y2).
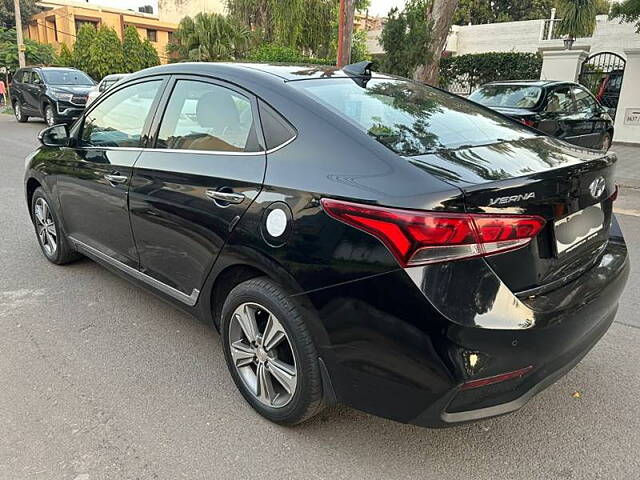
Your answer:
1;114;639;480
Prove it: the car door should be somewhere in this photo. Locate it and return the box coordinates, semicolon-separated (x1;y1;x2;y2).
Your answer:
537;85;582;145
128;76;266;302
19;70;38;114
56;77;167;268
28;71;46;114
571;85;606;149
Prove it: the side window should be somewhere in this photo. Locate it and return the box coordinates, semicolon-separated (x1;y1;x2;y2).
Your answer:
13;70;24;83
572;86;597;113
545;86;576;114
80;80;162;148
156;80;260;152
259;100;296;150
22;71;32;84
32;72;42;85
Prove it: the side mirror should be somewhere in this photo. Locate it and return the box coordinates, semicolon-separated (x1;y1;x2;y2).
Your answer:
38;124;70;147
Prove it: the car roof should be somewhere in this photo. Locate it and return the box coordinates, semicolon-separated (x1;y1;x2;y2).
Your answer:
26;66;82;71
483;80;576;87
126;62;396;83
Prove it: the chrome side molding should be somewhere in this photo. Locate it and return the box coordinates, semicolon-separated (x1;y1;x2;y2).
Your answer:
69;237;200;307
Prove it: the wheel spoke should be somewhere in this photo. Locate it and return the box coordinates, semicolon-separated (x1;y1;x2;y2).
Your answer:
46;223;56;237
256;363;276;404
262;314;286;352
267;359;297;395
34;204;45;225
45;231;57;252
230;340;255;367
236;304;260;343
38;227;47;244
41;201;49;223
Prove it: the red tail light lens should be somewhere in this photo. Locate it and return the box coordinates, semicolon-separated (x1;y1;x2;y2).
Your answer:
520;118;535;127
320;199;546;267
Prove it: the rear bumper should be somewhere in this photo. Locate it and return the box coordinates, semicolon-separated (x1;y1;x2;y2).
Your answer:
305;234;628;428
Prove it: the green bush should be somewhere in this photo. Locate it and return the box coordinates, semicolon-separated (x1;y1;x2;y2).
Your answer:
248;43;334;65
439;52;542;91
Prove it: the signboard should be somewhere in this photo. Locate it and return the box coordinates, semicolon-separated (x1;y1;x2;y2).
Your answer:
624;108;640;126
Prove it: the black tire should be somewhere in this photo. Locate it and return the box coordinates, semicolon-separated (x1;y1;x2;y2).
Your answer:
14;101;29;123
44;103;57;127
221;277;325;425
31;187;80;265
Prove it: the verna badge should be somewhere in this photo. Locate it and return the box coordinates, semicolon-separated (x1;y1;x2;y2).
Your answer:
488;192;536;206
589;176;606;200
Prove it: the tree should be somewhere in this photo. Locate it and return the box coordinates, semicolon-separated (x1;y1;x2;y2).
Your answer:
380;0;456;85
610;0;640;33
57;42;73;66
170;12;251;62
72;24;96;73
140;38;160;68
88;25;124;79
0;0;40;28
556;0;598;39
122;25;145;72
0;27;56;71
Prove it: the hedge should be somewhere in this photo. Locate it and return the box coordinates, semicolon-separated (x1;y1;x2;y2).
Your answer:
439;52;543;92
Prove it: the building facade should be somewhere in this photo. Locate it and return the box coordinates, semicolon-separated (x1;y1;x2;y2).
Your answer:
157;0;225;24
25;0;177;64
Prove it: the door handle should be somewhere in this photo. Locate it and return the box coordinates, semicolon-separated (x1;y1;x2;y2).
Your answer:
205;190;245;205
104;173;128;185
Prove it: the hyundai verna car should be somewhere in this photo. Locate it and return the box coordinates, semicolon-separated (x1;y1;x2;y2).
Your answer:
24;62;629;427
11;67;95;126
469;80;614;151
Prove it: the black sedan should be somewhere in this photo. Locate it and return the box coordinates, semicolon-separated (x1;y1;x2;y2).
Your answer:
25;62;628;428
469;80;614;150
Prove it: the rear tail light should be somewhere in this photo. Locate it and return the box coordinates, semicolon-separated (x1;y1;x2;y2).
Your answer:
520;118;535;127
321;198;546;267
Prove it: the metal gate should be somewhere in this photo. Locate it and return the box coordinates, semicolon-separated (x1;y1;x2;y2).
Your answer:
578;52;626;118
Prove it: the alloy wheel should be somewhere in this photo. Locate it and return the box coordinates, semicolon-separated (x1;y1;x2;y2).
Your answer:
228;302;298;408
601;134;611;151
14;103;21;121
34;197;57;257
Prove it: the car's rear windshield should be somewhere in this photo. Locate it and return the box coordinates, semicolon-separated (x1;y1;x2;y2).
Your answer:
291;77;535;156
42;69;94;86
469;85;542;109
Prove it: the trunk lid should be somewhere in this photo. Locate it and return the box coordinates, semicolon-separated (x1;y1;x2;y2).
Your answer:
410;136;617;292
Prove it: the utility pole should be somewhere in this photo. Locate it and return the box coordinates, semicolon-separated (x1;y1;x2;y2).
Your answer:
336;0;355;67
14;0;26;68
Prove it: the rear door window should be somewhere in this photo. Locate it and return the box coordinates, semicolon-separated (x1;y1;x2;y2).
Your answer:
155;79;261;152
572;86;597;113
545;86;576;113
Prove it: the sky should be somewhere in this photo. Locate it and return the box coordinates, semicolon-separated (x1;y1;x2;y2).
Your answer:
367;0;407;17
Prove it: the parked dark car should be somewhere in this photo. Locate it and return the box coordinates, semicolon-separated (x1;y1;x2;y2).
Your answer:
10;66;95;126
469;80;614;151
24;62;628;428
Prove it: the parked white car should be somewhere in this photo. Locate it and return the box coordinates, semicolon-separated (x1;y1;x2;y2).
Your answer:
86;73;130;106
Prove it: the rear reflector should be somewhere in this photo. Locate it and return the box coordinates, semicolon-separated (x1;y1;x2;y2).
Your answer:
321;198;545;267
460;365;534;391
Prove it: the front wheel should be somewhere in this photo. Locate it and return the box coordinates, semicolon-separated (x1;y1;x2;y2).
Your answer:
221;277;325;425
14;101;29;123
31;187;80;265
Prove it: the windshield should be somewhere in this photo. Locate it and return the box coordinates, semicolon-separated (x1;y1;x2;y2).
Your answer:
42;70;94;86
469;85;542;109
292;78;535;156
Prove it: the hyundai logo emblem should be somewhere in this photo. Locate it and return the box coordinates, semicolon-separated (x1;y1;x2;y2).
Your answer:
589;176;606;199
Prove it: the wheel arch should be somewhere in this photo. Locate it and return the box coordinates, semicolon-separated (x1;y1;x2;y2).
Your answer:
25;177;42;215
